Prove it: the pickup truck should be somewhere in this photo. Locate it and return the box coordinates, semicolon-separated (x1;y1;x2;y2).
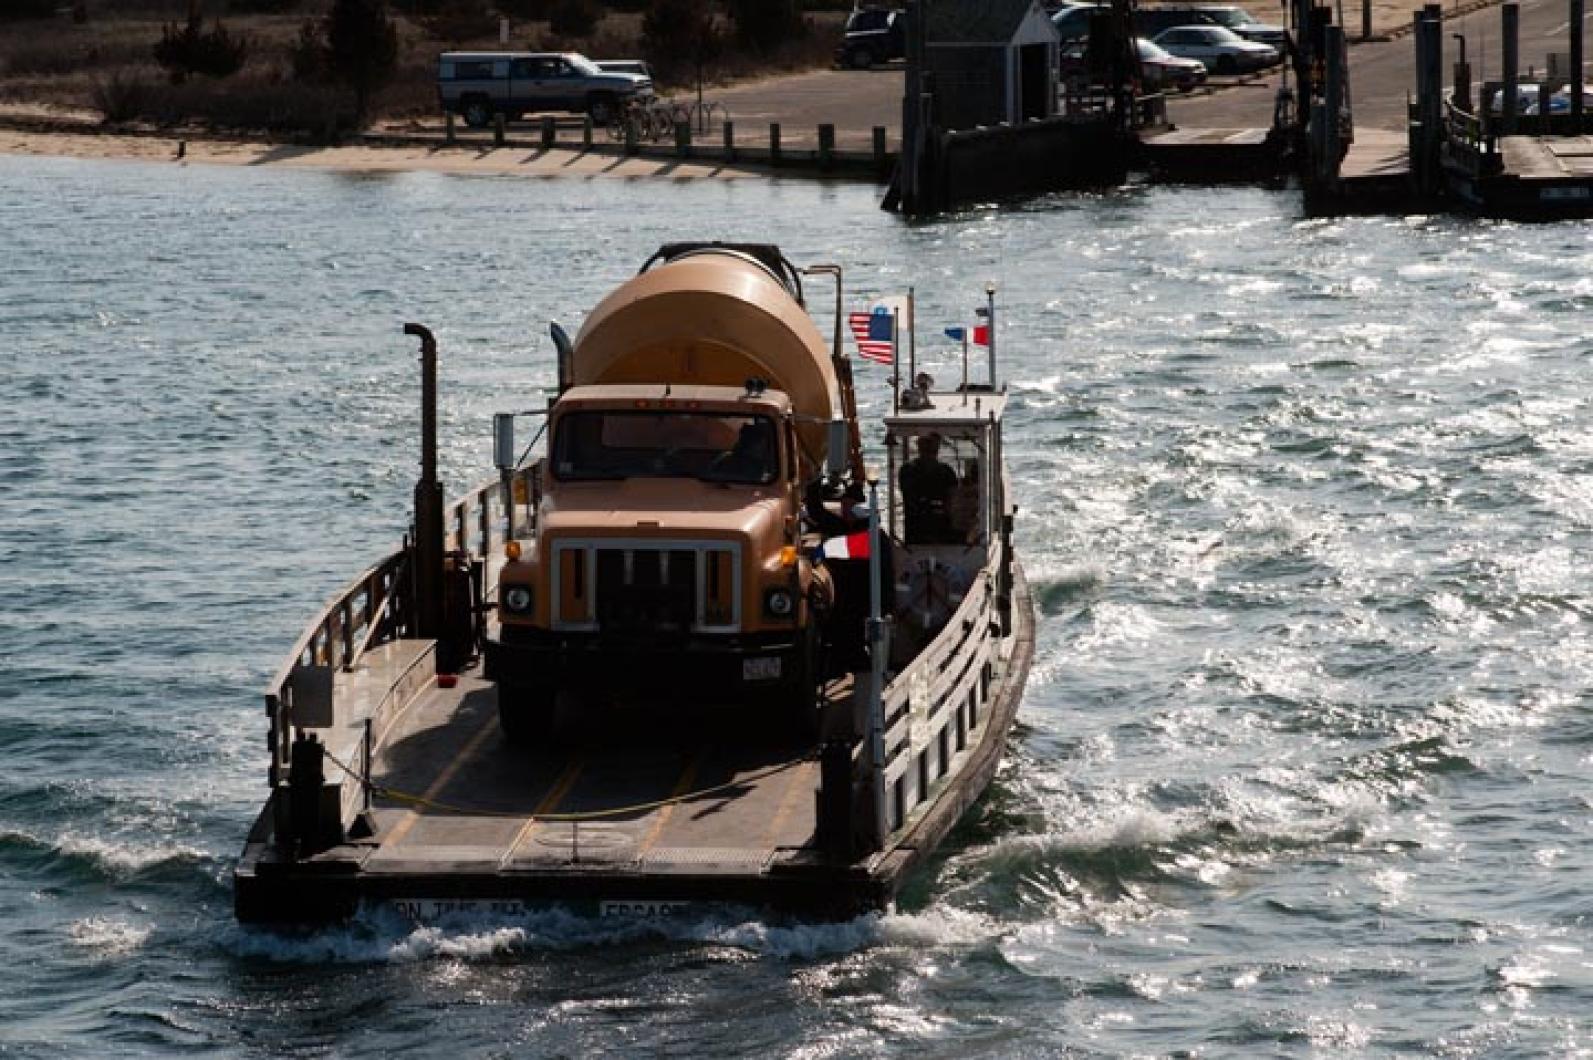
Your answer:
437;50;653;126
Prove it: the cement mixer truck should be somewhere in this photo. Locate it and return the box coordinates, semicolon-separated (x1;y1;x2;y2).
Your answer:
484;243;867;742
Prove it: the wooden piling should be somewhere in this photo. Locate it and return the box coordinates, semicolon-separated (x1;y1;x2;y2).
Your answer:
723;120;736;161
872;125;888;174
1502;2;1520;135
445;111;456;145
818;123;835;170
674;119;691;157
769;122;782;166
493;112;505;147
1572;0;1585;128
541;115;556;148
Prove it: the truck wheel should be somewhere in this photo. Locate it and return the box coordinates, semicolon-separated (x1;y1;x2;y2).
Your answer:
849;47;874;70
498;682;556;746
462;100;492;129
588;94;617;125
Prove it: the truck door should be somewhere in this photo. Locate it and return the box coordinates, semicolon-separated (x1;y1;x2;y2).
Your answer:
508;57;536;116
547;57;579;111
523;57;560;113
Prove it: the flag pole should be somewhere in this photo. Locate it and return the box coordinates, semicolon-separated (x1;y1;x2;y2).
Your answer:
891;307;900;415
985;282;997;388
907;287;916;389
961;326;969;399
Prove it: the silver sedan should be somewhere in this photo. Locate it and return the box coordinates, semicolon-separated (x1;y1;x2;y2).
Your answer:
1151;25;1278;74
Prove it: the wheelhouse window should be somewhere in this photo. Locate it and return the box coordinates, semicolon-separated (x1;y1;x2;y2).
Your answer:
553;411;779;485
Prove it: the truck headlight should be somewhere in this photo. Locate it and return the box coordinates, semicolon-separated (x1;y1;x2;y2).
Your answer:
764;588;794;617
503;585;533;613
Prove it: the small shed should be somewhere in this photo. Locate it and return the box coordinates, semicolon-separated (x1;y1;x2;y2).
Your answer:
925;0;1060;131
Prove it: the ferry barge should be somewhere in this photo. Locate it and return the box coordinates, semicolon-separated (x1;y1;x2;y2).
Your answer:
234;244;1034;922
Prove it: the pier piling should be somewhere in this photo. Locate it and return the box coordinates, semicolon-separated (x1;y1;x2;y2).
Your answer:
1503;2;1520;134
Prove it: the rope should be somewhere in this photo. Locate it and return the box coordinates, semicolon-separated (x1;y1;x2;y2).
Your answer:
321;745;811;823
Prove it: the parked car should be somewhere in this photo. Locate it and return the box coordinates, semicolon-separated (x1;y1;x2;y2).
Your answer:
1487;83;1593;115
1050;2;1112;43
836;8;905;69
1136;37;1209;91
1151;25;1278;73
594;59;654;80
1059;36;1208;93
1137;4;1286;47
437;51;653;127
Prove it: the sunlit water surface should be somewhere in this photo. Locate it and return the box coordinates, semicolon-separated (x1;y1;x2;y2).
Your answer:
3;154;1592;1056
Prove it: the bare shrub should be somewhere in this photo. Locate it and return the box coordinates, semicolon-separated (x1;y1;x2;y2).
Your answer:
150;73;360;138
153;9;250;82
91;66;154;121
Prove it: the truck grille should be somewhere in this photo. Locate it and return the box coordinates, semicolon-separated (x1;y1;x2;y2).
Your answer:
552;541;740;633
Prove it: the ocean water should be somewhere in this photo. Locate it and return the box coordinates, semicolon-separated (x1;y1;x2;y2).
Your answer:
2;153;1591;1056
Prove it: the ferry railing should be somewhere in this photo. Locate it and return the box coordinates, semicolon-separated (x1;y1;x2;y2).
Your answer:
1442;96;1500;178
868;542;1004;844
265;466;539;850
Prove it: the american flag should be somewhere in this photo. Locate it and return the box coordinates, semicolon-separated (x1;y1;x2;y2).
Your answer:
848;304;898;364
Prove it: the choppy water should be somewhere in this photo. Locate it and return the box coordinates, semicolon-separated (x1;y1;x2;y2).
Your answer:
4;152;1592;1056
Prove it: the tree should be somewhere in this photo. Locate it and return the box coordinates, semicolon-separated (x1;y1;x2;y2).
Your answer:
547;0;599;37
642;0;720;83
724;0;800;53
323;0;398;125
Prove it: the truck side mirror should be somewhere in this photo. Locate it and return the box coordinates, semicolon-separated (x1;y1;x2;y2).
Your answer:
550;321;574;393
825;419;848;477
493;412;516;471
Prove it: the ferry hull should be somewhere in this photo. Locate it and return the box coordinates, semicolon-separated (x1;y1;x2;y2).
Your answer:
233;567;1032;925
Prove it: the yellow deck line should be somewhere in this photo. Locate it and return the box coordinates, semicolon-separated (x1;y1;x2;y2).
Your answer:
632;750;706;860
380;710;500;850
499;758;585;865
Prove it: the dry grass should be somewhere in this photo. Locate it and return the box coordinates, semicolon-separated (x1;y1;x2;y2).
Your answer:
0;5;847;133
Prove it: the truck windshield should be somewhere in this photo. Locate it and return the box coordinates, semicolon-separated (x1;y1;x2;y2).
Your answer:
553;411;779;484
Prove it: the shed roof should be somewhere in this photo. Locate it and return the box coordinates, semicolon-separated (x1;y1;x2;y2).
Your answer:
926;0;1039;43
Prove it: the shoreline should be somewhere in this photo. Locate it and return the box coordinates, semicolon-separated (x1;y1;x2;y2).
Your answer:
0;114;776;180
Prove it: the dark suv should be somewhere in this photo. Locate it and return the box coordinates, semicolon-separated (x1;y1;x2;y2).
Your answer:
836;8;905;69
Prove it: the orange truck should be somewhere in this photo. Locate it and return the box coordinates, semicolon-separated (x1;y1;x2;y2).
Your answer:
484;244;865;742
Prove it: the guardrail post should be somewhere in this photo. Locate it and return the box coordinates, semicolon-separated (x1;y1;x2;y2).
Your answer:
582;115;593;150
872;125;888;175
445;111;456;145
723;119;735;161
817;123;835;170
541;115;556;148
674;118;691;157
769;122;782;166
493;112;505;147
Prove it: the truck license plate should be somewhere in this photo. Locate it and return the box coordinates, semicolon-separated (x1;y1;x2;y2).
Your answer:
742;656;782;681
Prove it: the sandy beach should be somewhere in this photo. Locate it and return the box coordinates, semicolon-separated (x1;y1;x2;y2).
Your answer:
0;115;773;179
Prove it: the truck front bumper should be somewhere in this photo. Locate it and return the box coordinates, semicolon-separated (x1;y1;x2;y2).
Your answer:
484;625;806;700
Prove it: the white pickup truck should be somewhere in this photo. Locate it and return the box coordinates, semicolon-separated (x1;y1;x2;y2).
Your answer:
437;51;654;127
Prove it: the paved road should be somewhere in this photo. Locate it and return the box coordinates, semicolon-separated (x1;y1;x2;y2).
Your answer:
1171;0;1588;130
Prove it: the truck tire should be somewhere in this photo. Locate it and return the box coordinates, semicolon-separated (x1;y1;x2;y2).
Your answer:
848;47;874;70
587;94;617;125
498;681;556;746
462;99;492;129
